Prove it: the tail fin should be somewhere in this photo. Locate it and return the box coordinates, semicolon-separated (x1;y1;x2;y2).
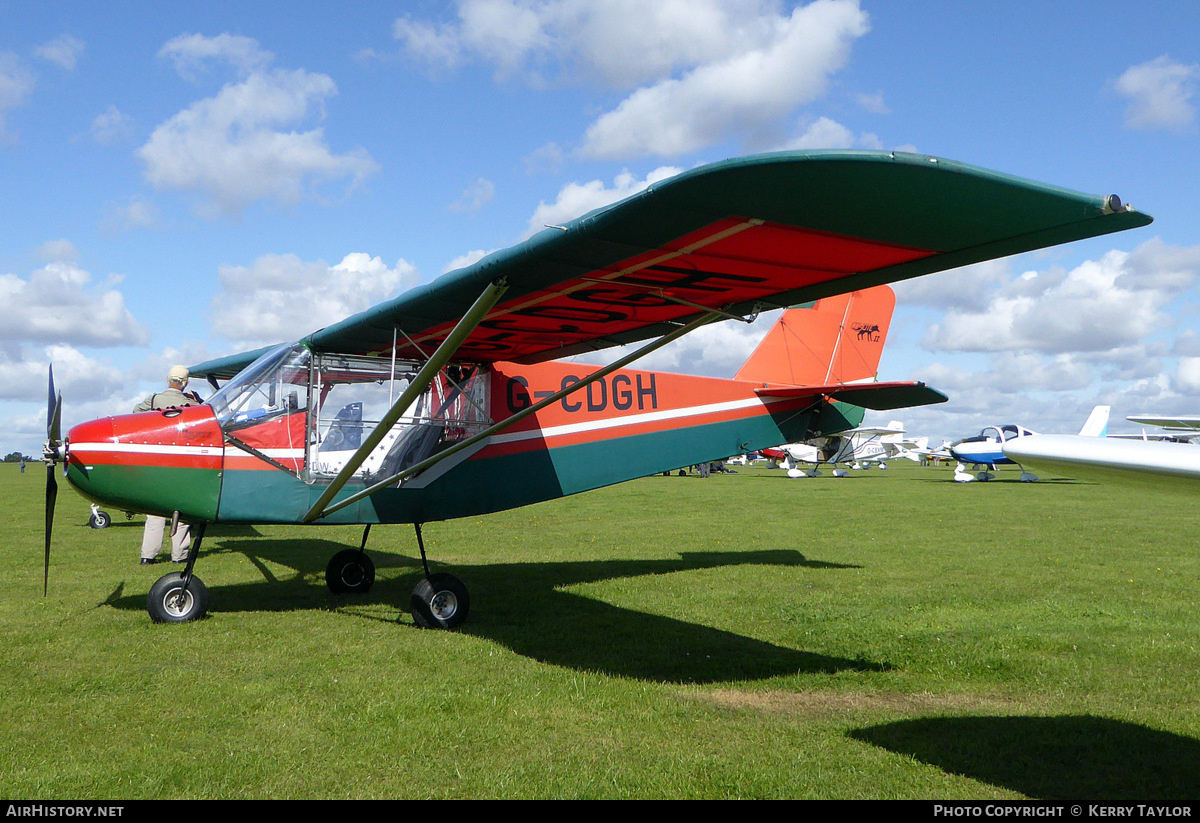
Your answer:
881;420;905;444
1078;405;1111;437
734;285;896;386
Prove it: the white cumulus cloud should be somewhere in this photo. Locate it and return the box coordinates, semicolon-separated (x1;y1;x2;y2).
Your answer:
1115;55;1200;131
921;239;1200;355
0;260;148;348
35;35;84;71
395;0;870;159
522;166;682;238
209;252;420;347
139;34;379;218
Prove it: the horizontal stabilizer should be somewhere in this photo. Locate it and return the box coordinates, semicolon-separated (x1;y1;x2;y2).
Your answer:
756;381;948;411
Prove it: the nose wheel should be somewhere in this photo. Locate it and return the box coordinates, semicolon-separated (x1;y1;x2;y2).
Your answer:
88;504;111;529
147;572;209;623
145;523;209;623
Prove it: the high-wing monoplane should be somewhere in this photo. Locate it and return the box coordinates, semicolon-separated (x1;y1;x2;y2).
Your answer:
41;150;1152;626
1124;414;1200;442
765;420;913;477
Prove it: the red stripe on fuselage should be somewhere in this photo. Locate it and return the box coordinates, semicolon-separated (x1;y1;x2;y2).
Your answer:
67;406;224;471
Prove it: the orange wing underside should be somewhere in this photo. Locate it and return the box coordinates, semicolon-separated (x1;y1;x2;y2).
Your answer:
400;218;933;363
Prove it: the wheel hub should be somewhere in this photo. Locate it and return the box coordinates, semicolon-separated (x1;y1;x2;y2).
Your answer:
163;588;192;618
340;564;364;587
430;590;458;620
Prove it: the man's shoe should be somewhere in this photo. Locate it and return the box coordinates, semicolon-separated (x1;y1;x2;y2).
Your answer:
140;558;158;565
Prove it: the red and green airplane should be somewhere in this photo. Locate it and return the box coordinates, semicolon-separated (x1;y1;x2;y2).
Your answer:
41;151;1152;626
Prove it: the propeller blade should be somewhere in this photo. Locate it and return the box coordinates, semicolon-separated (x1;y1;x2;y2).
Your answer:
48;394;62;448
47;364;55;428
43;365;62;597
44;461;56;597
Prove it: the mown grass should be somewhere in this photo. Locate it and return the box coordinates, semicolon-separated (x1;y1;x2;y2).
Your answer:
1;460;1197;799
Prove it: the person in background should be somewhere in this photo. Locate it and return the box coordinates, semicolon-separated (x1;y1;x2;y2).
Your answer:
133;366;202;565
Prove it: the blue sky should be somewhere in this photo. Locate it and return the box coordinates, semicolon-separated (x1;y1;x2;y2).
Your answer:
3;0;1199;456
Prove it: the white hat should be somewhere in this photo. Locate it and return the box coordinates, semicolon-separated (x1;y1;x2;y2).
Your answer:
168;365;189;383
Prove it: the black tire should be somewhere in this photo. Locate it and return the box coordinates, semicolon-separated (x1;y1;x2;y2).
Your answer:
410;573;470;630
326;549;375;594
89;511;111;529
147;572;209;623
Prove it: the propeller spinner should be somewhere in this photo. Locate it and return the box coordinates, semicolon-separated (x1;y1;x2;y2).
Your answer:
43;366;63;596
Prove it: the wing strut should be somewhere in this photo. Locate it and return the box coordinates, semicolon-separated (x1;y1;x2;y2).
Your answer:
302;278;509;523
309;307;727;521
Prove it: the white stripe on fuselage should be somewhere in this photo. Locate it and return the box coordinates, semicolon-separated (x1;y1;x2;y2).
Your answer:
490;394;791;445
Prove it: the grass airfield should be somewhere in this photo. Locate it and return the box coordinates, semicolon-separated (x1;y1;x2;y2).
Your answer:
2;459;1197;799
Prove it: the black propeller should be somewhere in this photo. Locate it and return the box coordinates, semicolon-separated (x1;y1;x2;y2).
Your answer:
44;366;62;597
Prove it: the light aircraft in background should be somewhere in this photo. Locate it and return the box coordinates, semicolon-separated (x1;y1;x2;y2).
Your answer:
764;420;914;477
950;406;1111;482
908;437;955;466
1123;414;1200;443
40;150;1152;626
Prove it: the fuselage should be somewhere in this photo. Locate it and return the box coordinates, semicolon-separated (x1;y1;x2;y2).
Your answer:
64;350;861;526
949;424;1036;467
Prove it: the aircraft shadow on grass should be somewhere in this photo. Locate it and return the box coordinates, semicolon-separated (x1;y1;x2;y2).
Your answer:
107;535;882;684
850;715;1200;799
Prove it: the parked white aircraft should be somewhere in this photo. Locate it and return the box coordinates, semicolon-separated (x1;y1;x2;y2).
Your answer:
1005;412;1200;492
953;406;1110;483
764;421;916;477
908;437;955;466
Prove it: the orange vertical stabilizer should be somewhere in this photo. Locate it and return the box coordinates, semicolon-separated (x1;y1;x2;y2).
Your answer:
733;285;896;387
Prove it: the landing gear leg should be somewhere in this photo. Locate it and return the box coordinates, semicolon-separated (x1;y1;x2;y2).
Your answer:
409;522;470;630
147;523;209;623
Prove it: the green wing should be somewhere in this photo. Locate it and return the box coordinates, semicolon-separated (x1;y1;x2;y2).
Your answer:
191;150;1150;379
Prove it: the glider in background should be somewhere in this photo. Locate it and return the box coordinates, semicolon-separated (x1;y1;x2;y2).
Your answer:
1005;413;1200;492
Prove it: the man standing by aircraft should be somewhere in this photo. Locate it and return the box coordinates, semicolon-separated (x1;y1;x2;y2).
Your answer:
133;366;202;565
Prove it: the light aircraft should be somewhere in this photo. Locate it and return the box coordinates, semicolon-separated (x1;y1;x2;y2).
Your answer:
950;406;1111;482
949;424;1040;481
1124;414;1200;442
40;150;1151;626
764;420;913;477
909;437;955;466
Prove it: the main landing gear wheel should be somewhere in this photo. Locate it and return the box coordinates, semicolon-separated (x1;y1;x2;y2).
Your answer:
410;573;470;630
326;549;375;594
88;510;111;529
147;572;209;623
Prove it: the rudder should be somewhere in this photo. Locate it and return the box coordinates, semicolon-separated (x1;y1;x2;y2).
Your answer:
734;285;897;387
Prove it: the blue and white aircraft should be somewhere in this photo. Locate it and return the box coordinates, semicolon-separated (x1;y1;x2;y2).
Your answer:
950;406;1109;482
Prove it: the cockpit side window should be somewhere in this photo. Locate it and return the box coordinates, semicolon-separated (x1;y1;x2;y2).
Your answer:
308;355;491;485
207;346;491;483
207;343;312;473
